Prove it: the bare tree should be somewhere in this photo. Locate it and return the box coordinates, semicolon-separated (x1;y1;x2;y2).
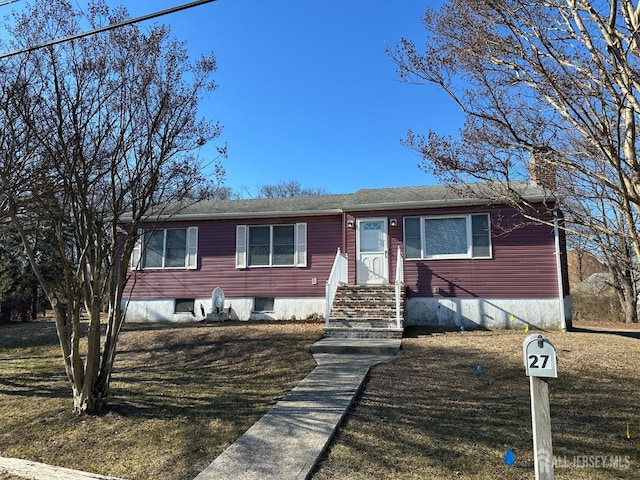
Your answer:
0;0;225;413
257;180;328;198
390;0;640;322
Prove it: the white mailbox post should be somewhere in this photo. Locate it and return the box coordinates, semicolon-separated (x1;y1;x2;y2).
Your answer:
523;334;557;480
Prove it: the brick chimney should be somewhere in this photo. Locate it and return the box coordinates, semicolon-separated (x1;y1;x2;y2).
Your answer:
528;151;557;190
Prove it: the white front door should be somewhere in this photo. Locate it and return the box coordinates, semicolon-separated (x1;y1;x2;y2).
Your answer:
356;218;389;285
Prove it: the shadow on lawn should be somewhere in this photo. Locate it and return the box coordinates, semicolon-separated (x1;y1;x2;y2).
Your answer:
570;325;640;340
0;320;62;349
1;321;322;480
0;371;69;399
105;324;320;477
314;333;640;479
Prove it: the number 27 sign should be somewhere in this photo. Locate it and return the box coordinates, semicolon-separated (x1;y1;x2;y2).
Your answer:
523;334;558;378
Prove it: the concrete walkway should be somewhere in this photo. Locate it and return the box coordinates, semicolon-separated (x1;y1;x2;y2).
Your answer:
0;458;125;480
0;338;401;480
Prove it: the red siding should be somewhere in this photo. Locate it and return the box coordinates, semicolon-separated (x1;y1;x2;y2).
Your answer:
127;203;562;301
344;205;559;298
127;215;343;299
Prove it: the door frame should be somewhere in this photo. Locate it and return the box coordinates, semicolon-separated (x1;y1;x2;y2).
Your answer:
355;217;389;285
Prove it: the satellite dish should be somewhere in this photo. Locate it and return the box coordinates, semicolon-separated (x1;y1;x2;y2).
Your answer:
212;287;225;314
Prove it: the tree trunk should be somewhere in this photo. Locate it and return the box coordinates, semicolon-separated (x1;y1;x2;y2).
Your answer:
31;282;38;320
616;278;638;324
619;294;638;324
0;301;10;325
72;383;109;415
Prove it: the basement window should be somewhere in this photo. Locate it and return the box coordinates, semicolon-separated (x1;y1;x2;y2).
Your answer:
254;297;274;312
175;298;195;314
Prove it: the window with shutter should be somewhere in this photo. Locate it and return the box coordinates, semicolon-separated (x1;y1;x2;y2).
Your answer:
134;227;198;269
237;223;307;268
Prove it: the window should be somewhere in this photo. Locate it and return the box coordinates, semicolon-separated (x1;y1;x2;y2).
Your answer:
248;226;271;266
131;227;198;269
248;225;295;266
254;297;274;312
404;214;491;260
247;225;296;266
175;298;195;314
236;223;307;268
471;214;491;257
360;221;384;252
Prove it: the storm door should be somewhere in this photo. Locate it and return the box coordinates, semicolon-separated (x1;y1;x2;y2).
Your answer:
356;218;389;284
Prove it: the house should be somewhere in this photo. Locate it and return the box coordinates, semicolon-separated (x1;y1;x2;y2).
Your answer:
123;182;571;332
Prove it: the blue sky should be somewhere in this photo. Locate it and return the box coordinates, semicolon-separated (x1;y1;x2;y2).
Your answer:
17;0;466;196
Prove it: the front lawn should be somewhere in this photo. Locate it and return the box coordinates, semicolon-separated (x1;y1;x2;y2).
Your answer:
312;327;640;480
2;320;639;480
0;320;323;480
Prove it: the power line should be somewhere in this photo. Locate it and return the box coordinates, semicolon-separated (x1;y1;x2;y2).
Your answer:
0;0;22;7
0;0;219;59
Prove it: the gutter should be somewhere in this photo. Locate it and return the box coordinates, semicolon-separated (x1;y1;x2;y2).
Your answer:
123;208;345;223
341;194;553;212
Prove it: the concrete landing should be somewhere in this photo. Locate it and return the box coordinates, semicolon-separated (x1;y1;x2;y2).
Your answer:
310;337;402;356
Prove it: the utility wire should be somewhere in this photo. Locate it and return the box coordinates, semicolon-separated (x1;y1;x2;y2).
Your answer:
0;0;219;59
0;0;22;7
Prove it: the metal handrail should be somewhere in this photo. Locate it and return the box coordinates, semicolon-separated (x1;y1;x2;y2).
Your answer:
395;246;404;329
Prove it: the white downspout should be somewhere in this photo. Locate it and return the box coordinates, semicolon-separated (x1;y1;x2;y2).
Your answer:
553;212;567;331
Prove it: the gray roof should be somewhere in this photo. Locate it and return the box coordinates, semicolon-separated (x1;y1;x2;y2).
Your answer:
179;193;350;215
151;182;554;221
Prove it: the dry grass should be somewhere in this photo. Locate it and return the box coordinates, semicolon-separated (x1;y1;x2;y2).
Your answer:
0;319;323;480
312;327;640;480
2;320;640;480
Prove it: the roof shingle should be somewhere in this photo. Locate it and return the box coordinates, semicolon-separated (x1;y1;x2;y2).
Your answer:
148;182;553;221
